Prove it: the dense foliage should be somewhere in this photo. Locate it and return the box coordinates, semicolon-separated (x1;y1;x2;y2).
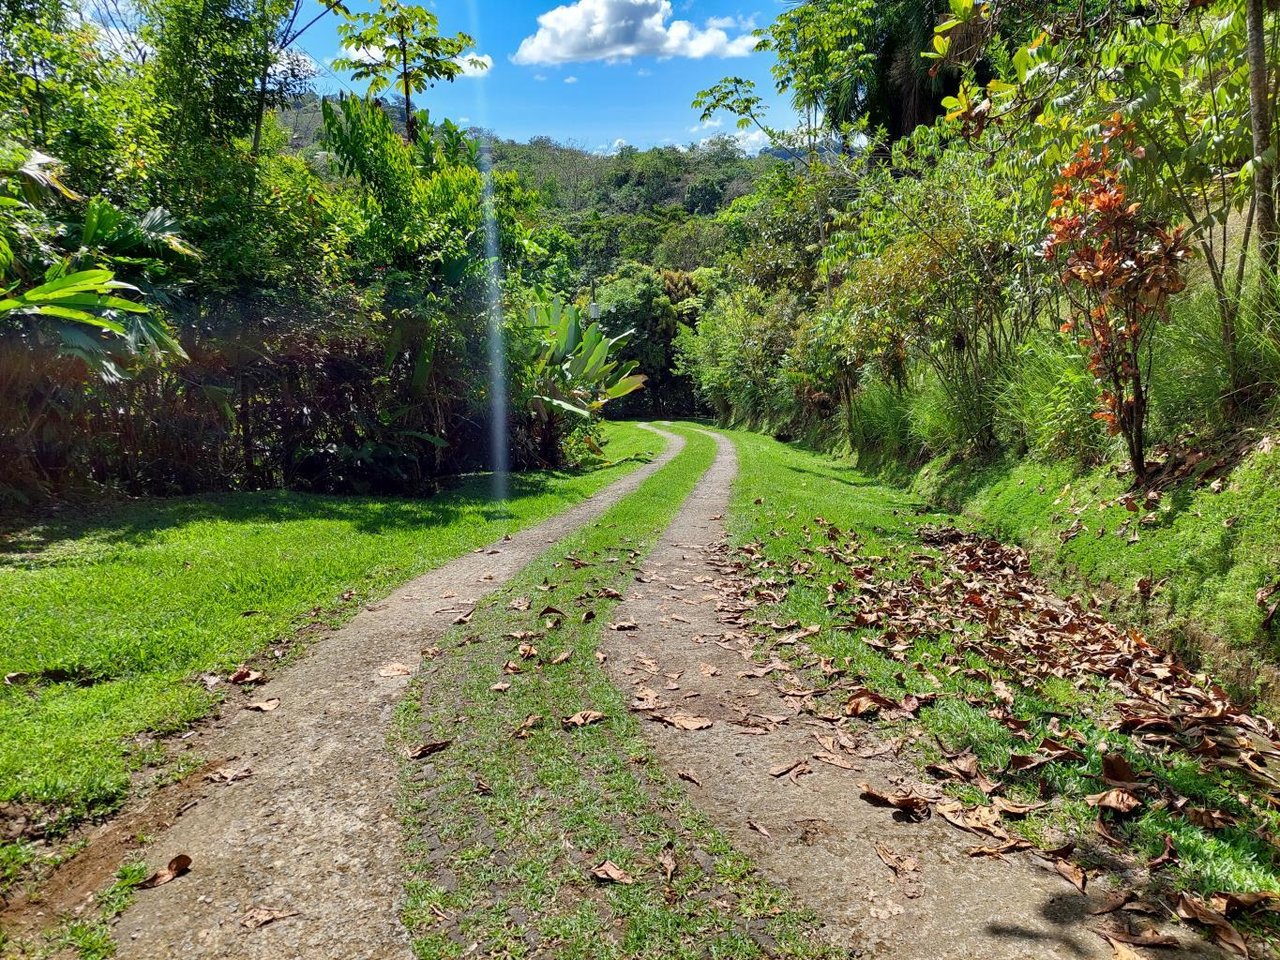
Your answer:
678;0;1280;487
0;0;766;507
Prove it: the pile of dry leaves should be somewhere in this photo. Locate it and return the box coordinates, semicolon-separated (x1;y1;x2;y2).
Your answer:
718;518;1280;957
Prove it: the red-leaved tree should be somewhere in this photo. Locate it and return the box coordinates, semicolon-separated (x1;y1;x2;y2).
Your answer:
1044;117;1190;485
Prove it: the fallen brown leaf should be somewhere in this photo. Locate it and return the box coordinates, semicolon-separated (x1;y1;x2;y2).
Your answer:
239;906;299;930
377;662;412;678
245;698;280;712
139;854;191;889
406;740;452;759
591;860;634;885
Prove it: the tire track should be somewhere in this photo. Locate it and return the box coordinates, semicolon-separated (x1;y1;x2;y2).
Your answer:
12;427;684;959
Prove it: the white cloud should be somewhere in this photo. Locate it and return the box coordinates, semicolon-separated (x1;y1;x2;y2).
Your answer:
593;137;628;155
697;127;768;153
689;117;723;133
454;52;492;77
534;73;548;81
512;0;758;66
731;128;769;153
564;75;579;83
636;67;652;77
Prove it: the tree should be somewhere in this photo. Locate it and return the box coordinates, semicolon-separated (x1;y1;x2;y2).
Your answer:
1246;0;1277;272
334;0;479;144
1044;123;1190;484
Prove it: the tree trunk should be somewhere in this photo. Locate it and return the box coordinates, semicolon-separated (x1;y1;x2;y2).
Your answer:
400;30;416;144
1247;0;1277;271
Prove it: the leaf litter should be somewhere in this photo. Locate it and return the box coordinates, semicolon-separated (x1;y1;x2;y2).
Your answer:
706;514;1280;955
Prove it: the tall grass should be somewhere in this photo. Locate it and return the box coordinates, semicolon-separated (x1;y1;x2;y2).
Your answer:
997;334;1108;465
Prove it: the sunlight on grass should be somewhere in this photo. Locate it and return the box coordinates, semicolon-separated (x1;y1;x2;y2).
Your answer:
0;422;656;828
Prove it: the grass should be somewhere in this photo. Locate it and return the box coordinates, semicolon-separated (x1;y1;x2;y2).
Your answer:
0;421;657;839
396;424;840;959
720;428;1280;910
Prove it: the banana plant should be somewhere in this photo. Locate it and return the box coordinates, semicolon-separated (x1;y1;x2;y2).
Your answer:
524;294;646;464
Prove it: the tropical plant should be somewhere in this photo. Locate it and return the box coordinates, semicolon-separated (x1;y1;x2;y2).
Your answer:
1044;121;1191;483
523;295;645;465
1;144;185;376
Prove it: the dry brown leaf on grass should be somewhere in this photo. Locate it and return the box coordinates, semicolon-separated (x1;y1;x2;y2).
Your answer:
518;643;538;660
508;596;530;611
377;662;412;678
452;608;474;625
514;714;542;739
551;650;573;665
563;710;606;729
139;854;191;889
406;740;452;759
490;681;511;692
228;665;262;684
591;860;634;885
245;698;280;712
240;906;299;930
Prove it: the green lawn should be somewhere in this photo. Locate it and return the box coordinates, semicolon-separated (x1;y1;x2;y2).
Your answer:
0;421;656;833
721;429;1280;908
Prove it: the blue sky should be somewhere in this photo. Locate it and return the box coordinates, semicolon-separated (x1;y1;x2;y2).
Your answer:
291;0;796;151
